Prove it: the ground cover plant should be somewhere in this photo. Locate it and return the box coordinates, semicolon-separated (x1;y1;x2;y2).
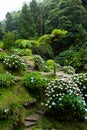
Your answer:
0;72;15;87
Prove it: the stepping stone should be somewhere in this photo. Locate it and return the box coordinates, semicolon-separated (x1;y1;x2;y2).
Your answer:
25;114;42;121
36;110;45;115
24;121;35;127
26;127;34;130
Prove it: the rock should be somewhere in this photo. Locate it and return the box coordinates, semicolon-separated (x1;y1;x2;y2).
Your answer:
36;110;45;115
25;114;42;121
24;121;35;127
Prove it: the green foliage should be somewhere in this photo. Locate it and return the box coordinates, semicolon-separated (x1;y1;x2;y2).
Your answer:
12;48;25;56
24;48;32;56
24;71;49;99
15;39;23;46
20;40;32;49
34;55;45;71
46;59;55;70
43;78;86;121
51;29;68;38
19;3;37;39
0;22;3;40
63;66;75;75
3;31;15;50
24;72;48;89
0;41;4;49
71;73;87;102
3;54;26;71
38;34;52;45
55;46;87;71
43;66;51;72
0;105;11;120
0;72;15;87
0;52;7;61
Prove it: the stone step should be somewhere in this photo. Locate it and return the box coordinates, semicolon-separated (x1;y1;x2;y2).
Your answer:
25;114;42;121
24;121;35;128
25;127;34;130
36;109;45;115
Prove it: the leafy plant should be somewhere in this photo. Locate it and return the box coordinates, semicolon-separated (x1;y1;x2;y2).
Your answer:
46;59;55;70
34;55;45;71
43;78;86;121
24;72;49;99
24;48;32;56
0;41;4;49
0;72;15;87
12;48;25;56
0;52;7;61
3;54;26;71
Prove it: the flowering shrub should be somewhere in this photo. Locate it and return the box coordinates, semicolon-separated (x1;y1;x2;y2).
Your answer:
62;66;75;74
3;54;26;71
24;72;48;89
24;72;49;99
0;72;15;87
34;55;45;71
43;78;86;121
71;73;87;102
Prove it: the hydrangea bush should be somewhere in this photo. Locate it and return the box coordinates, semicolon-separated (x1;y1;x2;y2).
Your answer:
24;72;49;100
62;66;75;75
3;54;26;71
71;73;87;102
43;78;86;121
34;55;45;71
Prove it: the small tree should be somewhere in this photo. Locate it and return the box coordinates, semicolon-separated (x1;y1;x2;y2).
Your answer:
3;31;15;50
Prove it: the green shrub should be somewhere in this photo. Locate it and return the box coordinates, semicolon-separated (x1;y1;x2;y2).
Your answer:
63;66;75;74
0;72;15;87
12;48;25;56
46;59;54;70
0;52;7;61
3;54;26;71
24;72;49;99
71;73;87;102
15;39;33;50
43;78;86;121
24;48;32;56
0;41;4;49
34;55;45;71
43;66;51;72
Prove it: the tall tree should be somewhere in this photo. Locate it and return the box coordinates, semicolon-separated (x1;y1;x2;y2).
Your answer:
5;12;14;32
44;0;87;46
0;22;3;40
19;3;36;39
30;0;39;36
